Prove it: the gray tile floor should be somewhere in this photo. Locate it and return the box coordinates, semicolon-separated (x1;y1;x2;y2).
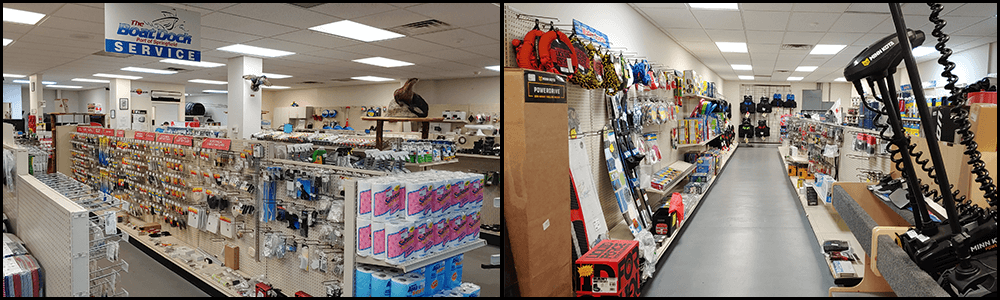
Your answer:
641;146;838;297
114;239;500;297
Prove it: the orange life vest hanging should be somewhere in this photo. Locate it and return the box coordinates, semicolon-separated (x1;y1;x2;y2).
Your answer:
537;25;577;77
511;21;545;71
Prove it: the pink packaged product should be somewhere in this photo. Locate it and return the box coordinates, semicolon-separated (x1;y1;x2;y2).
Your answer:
447;212;465;249
371;180;394;222
431;179;448;217
464;208;481;245
372;221;386;261
357;218;372;257
385;220;413;264
431;215;449;254
358;179;373;219
405;179;433;221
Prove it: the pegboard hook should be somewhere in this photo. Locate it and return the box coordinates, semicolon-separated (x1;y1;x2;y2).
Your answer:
517;13;559;22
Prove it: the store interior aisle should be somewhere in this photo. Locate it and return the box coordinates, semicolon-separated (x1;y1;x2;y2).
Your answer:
641;146;836;297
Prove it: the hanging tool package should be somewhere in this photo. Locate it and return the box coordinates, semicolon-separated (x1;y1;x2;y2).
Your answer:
843;3;996;297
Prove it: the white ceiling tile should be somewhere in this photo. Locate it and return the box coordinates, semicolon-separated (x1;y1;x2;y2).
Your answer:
3;23;34;35
335;43;409;58
36;17;103;35
691;10;743;30
245;39;324;54
854;33;889;46
386;3;425;9
198;39;231;51
633;3;688;9
945;3;997;18
351;9;433;29
742;11;790;31
391;53;446;65
830;13;889;33
721;52;751;64
465;23;499;39
924;17;994;34
741;3;794;12
462;44;500;60
705;30;746;43
745;31;785;44
952;18;997;37
452;56;499;69
786;12;841;32
200;27;263;44
50;4;105;23
404;3;500;28
750;49;779;61
310;3;397;20
201;12;298;37
221;3;340;29
371;37;451;54
644;8;700;29
277;54;340;65
420;48;486;61
792;3;849;13
818;33;864;45
412;29;495;48
782;32;824;45
158;3;213;15
75;3;104;9
664;28;712;43
272;30;362;49
182;3;238;11
304;49;368;61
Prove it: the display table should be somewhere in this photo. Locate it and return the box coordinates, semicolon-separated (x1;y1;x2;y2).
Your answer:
361;117;445;149
829;183;951;297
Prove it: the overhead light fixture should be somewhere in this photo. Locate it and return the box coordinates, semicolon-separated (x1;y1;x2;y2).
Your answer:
3;74;26;78
731;64;752;71
810;44;846;55
13;80;56;85
912;47;936;57
93;73;143;80
309;20;405;42
716;42;748;53
261;85;291;89
787;77;804;81
188;79;228;85
352;57;414;68
352;76;395;82
71;78;111;83
2;38;11;46
689;3;739;10
261;73;292;79
835;77;847;82
46;85;82;89
121;67;178;75
485;65;501;72
217;44;295;58
795;66;818;72
203;90;228;94
160;59;225;68
3;7;46;25
739;75;755;80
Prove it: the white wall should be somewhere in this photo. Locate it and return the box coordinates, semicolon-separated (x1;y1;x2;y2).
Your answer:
17;86;84;115
893;43;994;99
79;88;108;114
722;81;855;115
128;81;187;125
505;3;727;96
3;84;22;119
185;94;229;125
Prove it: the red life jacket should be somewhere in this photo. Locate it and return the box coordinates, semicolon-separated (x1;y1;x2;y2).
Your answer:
537;29;577;76
511;27;545;70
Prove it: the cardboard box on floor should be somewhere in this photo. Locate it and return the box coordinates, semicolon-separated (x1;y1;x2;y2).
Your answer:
503;68;572;297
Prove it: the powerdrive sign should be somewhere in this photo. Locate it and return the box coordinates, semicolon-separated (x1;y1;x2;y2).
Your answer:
105;3;201;61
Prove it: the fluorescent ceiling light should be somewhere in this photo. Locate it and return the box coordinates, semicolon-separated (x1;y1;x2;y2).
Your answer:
188;79;228;85
795;66;818;72
353;57;414;68
3;7;46;25
261;73;292;79
121;67;178;75
71;78;110;83
352;76;395;82
835;77;847;82
217;44;295;58
46;85;82;89
912;47;936;57
716;42;747;53
2;38;11;46
203;90;228;94
160;59;225;68
93;73;143;80
738;75;755;80
810;44;846;55
689;3;739;10
13;80;56;85
731;64;752;71
309;20;404;42
3;74;26;78
485;65;501;72
261;85;291;89
787;77;804;81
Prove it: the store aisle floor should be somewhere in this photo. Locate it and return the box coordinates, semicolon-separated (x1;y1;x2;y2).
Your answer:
642;146;836;297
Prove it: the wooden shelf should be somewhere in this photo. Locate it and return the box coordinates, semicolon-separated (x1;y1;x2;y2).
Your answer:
456;153;500;160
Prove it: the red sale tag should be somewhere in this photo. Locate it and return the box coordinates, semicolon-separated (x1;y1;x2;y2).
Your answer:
173;135;193;147
157;134;175;144
201;138;231;151
136;132;156;141
116;130;125;137
102;128;116;136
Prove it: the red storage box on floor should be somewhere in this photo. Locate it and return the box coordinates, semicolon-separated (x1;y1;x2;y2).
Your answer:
574;240;640;297
968;91;996;104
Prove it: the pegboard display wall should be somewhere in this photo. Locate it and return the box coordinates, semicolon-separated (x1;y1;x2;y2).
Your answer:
786;117;893;183
739;84;797;144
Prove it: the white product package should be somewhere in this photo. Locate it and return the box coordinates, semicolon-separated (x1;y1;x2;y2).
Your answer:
356;218;372;257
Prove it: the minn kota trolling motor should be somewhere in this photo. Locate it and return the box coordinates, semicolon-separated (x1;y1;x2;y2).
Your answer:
844;3;996;297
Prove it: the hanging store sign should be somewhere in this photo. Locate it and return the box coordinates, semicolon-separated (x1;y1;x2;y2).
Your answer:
157;134;176;144
523;70;567;103
173;135;193;147
135;131;157;141
104;3;201;61
202;138;231;151
573;20;609;48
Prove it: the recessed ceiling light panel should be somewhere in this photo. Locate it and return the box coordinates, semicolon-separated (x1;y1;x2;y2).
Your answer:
309;20;405;42
217;44;295;58
3;7;46;25
353;57;414;68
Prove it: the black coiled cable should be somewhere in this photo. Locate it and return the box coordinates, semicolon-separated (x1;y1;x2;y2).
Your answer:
927;3;997;214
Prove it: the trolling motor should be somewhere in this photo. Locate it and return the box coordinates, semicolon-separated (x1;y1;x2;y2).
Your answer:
845;3;997;297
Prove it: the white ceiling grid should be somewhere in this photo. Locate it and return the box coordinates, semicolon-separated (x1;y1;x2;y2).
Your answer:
631;3;997;82
2;3;501;92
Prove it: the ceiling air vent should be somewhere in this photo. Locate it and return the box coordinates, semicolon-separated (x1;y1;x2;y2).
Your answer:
780;44;813;51
93;51;133;59
389;19;454;36
288;3;325;9
775;70;790;73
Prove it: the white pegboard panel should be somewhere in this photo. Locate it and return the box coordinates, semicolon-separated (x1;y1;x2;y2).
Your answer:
740;84;795;144
15;175;90;297
503;5;529;68
838;126;894;183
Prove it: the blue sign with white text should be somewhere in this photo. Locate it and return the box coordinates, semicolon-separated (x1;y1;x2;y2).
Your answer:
105;39;201;61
